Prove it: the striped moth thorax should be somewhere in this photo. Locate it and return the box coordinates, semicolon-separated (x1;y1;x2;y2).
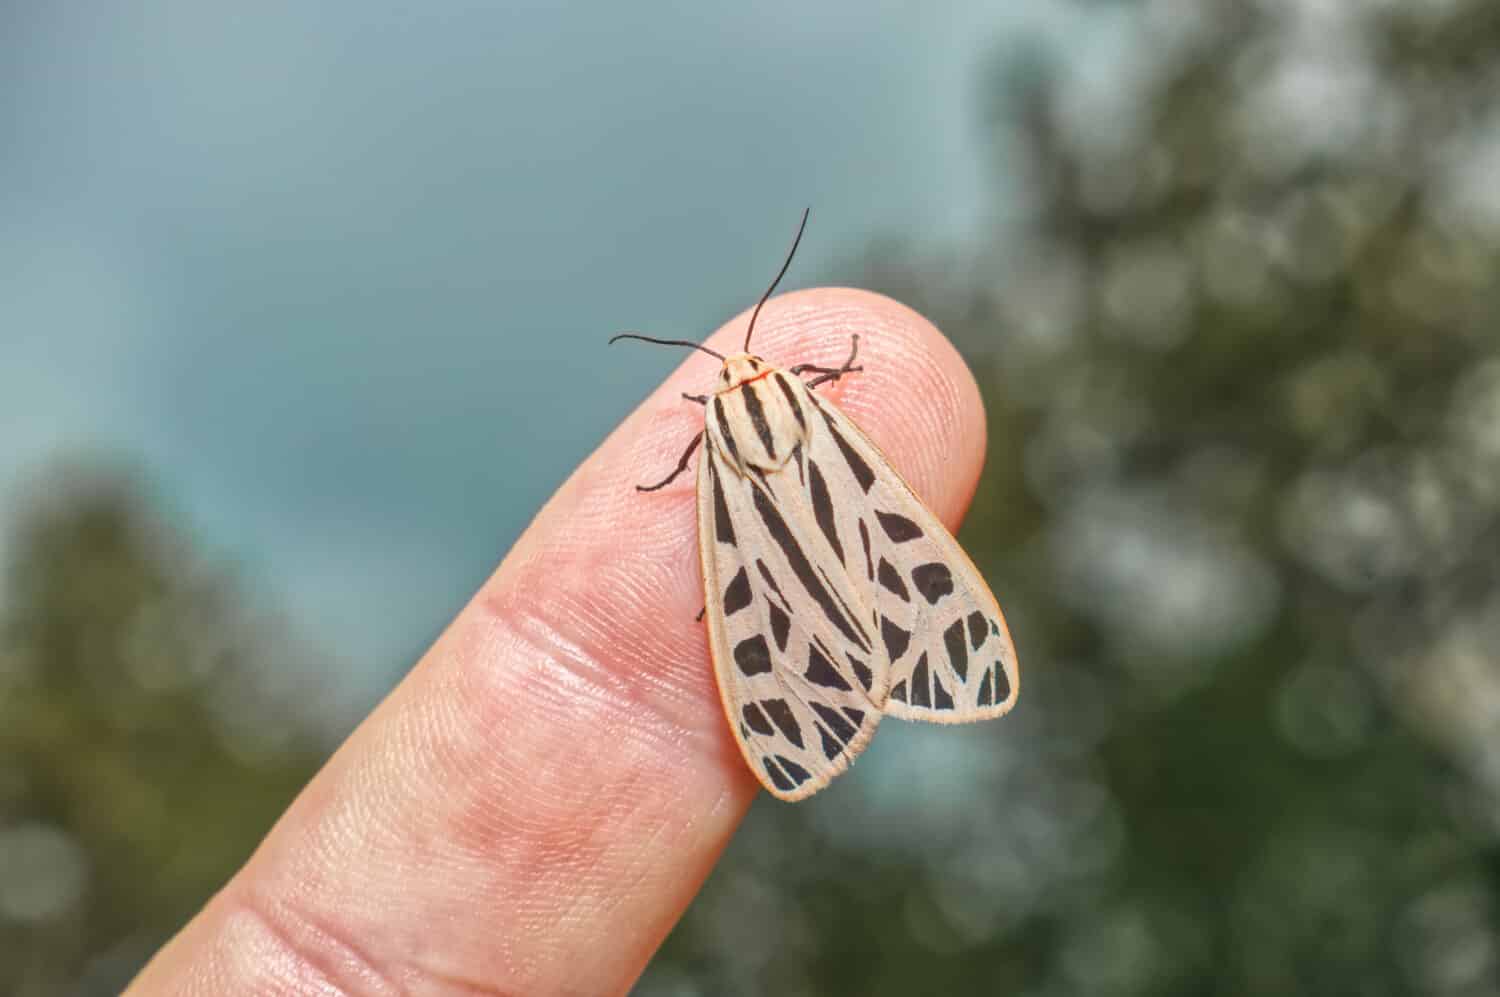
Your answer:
614;212;1019;801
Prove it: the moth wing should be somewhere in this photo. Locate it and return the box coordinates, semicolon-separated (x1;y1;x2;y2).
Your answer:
698;435;888;802
792;380;1020;722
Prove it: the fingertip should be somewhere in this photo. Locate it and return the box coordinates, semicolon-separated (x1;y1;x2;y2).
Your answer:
701;287;988;528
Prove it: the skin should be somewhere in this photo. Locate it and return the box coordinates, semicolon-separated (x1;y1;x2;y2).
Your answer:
128;288;989;996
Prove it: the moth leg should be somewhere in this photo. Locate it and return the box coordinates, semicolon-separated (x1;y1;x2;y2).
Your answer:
792;333;862;389
695;606;706;622
682;393;709;405
636;432;703;492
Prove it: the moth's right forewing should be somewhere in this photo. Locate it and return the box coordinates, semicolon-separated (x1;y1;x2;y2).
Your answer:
792;380;1020;723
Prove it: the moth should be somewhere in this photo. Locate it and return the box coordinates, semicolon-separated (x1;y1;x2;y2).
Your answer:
612;211;1018;801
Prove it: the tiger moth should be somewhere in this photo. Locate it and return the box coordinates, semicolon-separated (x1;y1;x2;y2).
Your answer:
613;211;1019;801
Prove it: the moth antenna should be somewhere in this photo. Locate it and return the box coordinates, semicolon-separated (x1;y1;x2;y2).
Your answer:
743;207;810;353
609;332;726;361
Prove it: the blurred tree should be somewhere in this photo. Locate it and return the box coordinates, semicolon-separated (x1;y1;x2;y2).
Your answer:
646;1;1500;995
0;462;327;996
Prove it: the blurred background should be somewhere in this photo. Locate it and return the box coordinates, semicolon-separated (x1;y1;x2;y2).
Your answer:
4;1;1500;993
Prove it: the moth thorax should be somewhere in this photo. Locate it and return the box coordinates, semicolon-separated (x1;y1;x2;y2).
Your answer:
719;353;767;389
710;368;810;474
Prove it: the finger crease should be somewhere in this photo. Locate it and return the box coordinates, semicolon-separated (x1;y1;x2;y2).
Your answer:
228;891;403;997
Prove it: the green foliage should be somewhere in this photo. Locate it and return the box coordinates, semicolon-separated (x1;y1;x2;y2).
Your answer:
0;464;326;996
647;2;1500;994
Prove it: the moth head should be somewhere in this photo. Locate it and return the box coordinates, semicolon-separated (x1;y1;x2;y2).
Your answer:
719;353;768;391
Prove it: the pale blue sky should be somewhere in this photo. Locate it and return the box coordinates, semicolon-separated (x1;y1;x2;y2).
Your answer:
1;2;1102;716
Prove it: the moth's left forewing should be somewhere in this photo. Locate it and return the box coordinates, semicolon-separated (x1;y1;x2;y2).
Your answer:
787;376;1020;723
698;393;889;802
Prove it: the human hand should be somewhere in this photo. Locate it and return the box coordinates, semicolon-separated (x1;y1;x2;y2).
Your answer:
127;289;988;995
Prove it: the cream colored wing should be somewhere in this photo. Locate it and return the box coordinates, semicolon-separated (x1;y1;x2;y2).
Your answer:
698;433;889;801
787;379;1020;722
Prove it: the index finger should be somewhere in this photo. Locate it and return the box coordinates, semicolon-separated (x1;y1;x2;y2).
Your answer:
129;288;990;996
